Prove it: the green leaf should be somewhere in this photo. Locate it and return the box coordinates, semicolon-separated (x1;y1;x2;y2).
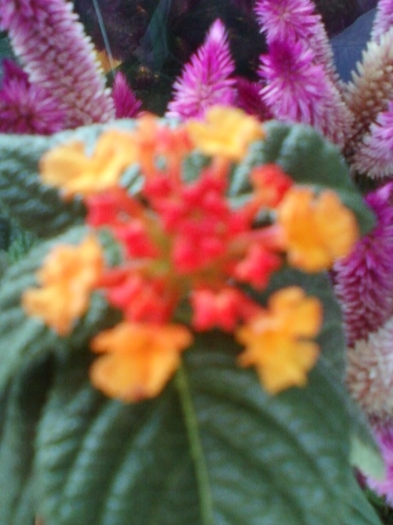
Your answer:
350;434;385;480
0;33;14;67
0;357;53;525
34;352;200;525
0;225;120;393
231;121;375;235
343;477;383;525
32;332;379;524
0;134;85;237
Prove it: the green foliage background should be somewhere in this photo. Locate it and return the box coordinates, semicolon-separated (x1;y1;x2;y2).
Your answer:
0;120;382;524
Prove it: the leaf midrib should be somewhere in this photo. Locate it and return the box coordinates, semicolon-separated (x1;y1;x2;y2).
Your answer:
175;362;215;525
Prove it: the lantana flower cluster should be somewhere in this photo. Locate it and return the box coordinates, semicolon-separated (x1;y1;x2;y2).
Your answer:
23;107;359;402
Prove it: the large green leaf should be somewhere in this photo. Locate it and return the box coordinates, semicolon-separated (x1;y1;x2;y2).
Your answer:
0;357;53;525
0;134;85;237
32;335;381;525
31;270;379;525
0;225;121;393
231;121;375;235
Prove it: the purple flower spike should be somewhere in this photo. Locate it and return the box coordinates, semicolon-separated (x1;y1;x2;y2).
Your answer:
112;72;142;119
334;182;393;347
371;0;393;43
166;19;236;119
259;39;352;146
255;0;336;77
0;59;65;134
0;0;115;129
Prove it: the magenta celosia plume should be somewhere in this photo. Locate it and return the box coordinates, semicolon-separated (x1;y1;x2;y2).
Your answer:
255;0;336;78
259;38;352;146
111;72;142;119
0;0;115;129
334;182;393;347
166;19;236;119
0;59;65;134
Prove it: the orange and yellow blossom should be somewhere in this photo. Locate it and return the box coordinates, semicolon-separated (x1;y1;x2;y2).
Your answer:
277;187;359;272
236;287;323;394
40;129;138;199
187;106;264;161
90;322;193;402
22;235;104;335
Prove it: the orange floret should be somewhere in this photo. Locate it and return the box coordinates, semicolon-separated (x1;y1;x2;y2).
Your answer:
277;187;359;272
90;322;193;402
22;235;104;335
40;129;137;199
187;106;264;161
236;287;323;394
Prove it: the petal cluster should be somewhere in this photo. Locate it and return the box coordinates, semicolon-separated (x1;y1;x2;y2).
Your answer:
23;235;104;335
90;322;192;402
278;187;359;272
24;108;360;402
237;287;322;394
40;130;138;199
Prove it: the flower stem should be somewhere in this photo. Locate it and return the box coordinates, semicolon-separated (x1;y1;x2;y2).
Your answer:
175;362;215;525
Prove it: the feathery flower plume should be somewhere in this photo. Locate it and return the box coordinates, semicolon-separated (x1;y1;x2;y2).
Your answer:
0;59;65;134
371;0;393;43
0;0;115;129
111;72;142;119
347;319;393;419
166;19;236;119
353;101;393;178
259;39;352;146
344;27;393;160
255;0;336;78
334;182;393;347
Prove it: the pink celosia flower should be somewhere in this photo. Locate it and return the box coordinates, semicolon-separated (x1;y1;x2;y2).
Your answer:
347;319;393;418
371;0;393;43
334;182;393;346
234;77;272;120
255;0;336;77
0;0;115;129
166;19;236;119
0;59;65;134
353;101;393;178
111;72;142;119
364;420;393;503
259;39;352;146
